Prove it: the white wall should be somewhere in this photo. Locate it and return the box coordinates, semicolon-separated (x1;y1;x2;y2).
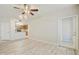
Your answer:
28;4;79;44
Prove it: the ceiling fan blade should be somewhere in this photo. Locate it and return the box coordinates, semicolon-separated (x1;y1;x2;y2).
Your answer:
22;12;25;14
14;7;21;9
24;4;26;8
30;9;38;11
30;12;34;15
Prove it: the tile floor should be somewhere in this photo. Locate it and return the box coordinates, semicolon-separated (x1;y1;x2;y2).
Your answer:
0;39;77;55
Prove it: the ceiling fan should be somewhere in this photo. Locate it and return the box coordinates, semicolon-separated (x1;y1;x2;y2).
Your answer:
13;4;39;16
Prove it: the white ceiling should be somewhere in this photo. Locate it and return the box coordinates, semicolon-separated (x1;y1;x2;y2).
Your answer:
0;4;79;20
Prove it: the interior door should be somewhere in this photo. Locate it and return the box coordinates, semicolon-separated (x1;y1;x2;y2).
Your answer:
58;15;78;49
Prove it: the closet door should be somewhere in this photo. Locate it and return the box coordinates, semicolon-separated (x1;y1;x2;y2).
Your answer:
58;15;78;49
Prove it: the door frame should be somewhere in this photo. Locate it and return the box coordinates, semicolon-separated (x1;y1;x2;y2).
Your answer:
58;15;79;49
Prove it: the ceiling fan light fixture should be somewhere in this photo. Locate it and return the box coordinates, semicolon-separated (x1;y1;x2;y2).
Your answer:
14;4;39;18
19;14;28;20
